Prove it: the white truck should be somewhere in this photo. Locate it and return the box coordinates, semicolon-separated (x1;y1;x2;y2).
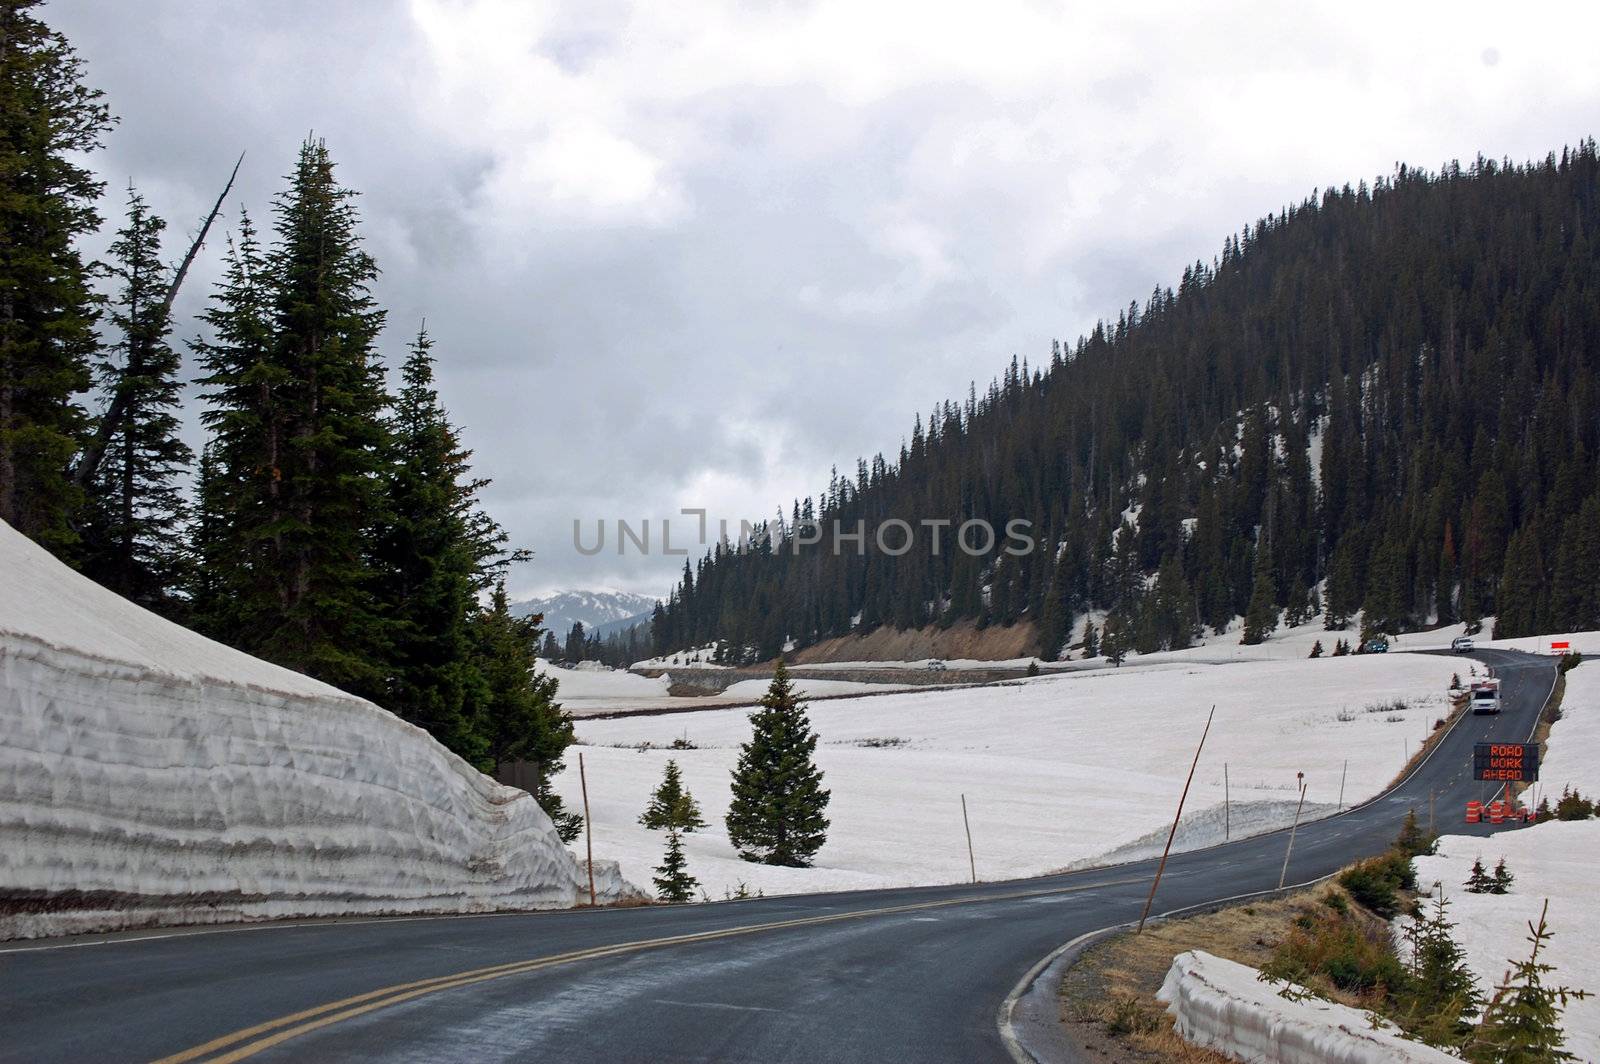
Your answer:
1470;678;1502;715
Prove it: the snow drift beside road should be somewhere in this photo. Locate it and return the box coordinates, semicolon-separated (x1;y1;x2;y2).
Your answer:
0;521;637;941
1158;950;1456;1063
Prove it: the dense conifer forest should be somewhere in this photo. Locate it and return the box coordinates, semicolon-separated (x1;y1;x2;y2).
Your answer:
652;145;1600;662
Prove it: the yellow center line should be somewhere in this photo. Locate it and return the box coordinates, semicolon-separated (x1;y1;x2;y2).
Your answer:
153;875;1142;1064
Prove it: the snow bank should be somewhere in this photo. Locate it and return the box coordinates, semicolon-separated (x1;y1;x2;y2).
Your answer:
1404;663;1600;1061
558;654;1455;899
0;521;638;940
1158;950;1456;1063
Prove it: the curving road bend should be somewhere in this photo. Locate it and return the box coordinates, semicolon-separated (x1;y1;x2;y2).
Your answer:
0;649;1555;1064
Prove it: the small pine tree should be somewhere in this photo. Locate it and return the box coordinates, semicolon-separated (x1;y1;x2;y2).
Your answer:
1398;892;1481;1049
1239;561;1279;645
1554;787;1593;821
1309;639;1324;658
639;759;706;832
1466;857;1495;894
1490;858;1514;895
1396;809;1434;857
1467;902;1589;1063
1101;612;1129;666
652;828;699;903
725;662;831;866
1331;638;1349;657
1080;617;1099;658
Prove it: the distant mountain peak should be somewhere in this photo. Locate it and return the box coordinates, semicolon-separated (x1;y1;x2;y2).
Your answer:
509;589;659;637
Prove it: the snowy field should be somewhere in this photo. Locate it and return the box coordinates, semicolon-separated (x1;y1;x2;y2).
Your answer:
1409;655;1600;1062
0;522;635;940
555;652;1457;900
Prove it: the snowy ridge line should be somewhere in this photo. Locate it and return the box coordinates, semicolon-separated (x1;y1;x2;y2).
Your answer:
0;521;640;940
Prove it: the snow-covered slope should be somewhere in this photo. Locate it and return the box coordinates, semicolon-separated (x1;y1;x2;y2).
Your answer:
0;521;637;941
1407;655;1600;1061
511;589;657;638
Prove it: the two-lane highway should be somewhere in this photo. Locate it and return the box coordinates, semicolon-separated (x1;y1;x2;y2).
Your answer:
0;649;1555;1063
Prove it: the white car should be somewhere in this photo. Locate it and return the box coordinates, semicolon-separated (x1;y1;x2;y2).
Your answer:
925;660;947;672
1452;636;1475;653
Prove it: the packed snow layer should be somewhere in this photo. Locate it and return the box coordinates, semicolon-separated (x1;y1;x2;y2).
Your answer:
0;521;637;941
1406;663;1600;1061
555;654;1455;899
1157;950;1456;1063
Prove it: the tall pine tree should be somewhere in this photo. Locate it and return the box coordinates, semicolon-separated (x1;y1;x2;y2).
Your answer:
81;186;191;610
0;1;111;552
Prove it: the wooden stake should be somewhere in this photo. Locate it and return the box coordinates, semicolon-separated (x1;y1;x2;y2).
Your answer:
1278;780;1308;889
1337;759;1348;811
961;794;976;884
579;752;596;907
1138;706;1214;932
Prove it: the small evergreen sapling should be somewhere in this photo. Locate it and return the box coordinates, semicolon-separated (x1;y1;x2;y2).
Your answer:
1491;858;1514;895
652;829;699;902
1467;901;1589;1063
1398;892;1481;1049
1309;639;1324;658
639;759;706;832
1466;857;1495;894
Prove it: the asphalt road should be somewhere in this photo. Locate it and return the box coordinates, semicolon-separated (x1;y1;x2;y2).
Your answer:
0;649;1555;1064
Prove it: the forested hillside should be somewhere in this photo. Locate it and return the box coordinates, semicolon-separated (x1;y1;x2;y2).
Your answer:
654;144;1600;662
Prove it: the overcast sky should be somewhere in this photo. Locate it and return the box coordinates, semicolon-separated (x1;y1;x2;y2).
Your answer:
53;0;1600;600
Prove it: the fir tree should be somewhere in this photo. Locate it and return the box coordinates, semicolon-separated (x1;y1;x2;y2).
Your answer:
1080;616;1099;659
1101;611;1129;666
725;662;831;866
1490;858;1514;895
1309;639;1324;658
1396;808;1434;857
0;1;111;552
640;758;706;832
196;140;394;700
1467;902;1589;1063
1240;556;1278;645
80;186;191;610
375;325;511;754
653;828;698;902
471;582;580;840
1398;892;1481;1049
1466;856;1495;894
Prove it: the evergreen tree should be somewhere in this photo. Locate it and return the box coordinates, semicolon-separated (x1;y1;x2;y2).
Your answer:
375;325;510;753
1240;556;1278;645
195;140;393;700
1496;523;1547;640
1548;498;1600;633
653;828;699;902
725;662;831;866
640;758;706;832
1398;892;1481;1049
565;620;586;662
1080;616;1099;659
1491;858;1514;895
1309;639;1323;658
471;582;580;841
0;1;112;552
1467;903;1589;1063
1466;856;1495;893
80;186;191;609
1101;610;1129;665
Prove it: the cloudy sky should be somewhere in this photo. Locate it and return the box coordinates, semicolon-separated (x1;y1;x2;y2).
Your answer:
55;0;1600;600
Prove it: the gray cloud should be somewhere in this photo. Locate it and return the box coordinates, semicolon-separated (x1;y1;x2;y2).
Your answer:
51;0;1600;598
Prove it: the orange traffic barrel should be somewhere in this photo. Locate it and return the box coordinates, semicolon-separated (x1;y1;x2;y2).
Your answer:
1466;801;1482;823
1488;802;1505;824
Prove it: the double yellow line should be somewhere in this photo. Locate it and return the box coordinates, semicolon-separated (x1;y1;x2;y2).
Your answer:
153;875;1139;1063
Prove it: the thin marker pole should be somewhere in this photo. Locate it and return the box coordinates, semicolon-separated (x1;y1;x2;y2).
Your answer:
1138;706;1214;932
961;794;976;884
1224;763;1230;842
579;752;596;906
1338;759;1348;812
1278;781;1308;889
